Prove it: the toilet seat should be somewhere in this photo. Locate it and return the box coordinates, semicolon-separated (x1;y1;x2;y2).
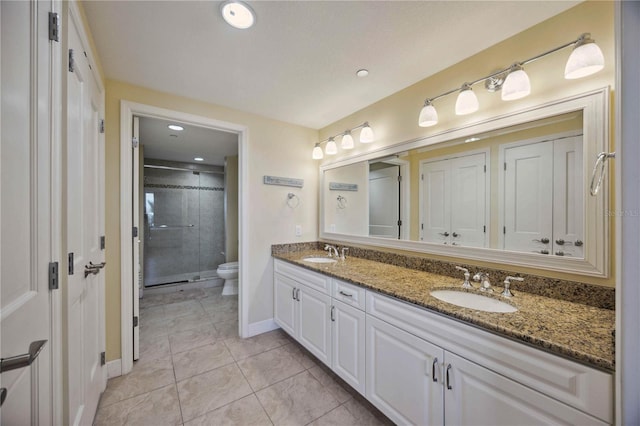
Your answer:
217;261;238;271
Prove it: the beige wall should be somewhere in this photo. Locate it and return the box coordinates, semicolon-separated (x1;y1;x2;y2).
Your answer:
104;81;319;361
319;1;615;287
225;155;239;262
324;162;369;235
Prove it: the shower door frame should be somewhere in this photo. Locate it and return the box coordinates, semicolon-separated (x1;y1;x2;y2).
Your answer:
119;101;248;376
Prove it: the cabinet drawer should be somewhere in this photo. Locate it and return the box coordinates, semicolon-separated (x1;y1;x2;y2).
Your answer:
274;259;331;295
332;279;366;311
366;292;613;423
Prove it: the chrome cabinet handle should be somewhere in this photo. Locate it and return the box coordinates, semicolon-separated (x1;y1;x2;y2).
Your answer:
575;240;583;247
446;364;453;390
0;340;47;373
338;291;353;298
452;232;459;238
292;288;296;300
439;232;450;237
295;288;300;301
330;306;335;322
432;357;439;383
532;237;550;244
555;251;572;257
532;249;549;255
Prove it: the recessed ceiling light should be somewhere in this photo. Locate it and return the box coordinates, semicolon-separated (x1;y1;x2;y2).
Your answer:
194;157;204;162
220;1;255;29
168;124;184;131
356;69;369;78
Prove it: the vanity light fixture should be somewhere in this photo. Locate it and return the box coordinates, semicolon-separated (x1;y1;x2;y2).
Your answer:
417;33;605;127
168;124;184;131
311;122;375;159
220;0;256;29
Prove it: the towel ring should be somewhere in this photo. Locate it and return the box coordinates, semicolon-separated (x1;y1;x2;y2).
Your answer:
337;195;347;209
287;193;300;208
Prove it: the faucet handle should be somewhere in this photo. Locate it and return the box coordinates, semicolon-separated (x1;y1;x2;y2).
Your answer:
502;276;523;297
455;266;472;288
341;247;349;260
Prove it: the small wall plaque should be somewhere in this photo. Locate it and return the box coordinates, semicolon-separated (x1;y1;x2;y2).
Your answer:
263;175;304;188
329;182;358;191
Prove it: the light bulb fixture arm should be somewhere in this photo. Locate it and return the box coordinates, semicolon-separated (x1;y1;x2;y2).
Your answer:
420;33;593;106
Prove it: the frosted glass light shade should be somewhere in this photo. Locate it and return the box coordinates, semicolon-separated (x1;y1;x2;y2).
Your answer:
565;41;605;79
341;132;354;149
220;1;256;29
360;124;374;143
325;139;338;155
501;68;531;101
418;103;438;127
312;144;323;160
455;87;479;115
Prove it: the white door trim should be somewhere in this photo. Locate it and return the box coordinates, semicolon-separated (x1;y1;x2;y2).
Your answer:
119;101;248;375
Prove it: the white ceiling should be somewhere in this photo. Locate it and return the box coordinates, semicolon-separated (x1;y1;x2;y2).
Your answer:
83;1;580;130
139;116;238;166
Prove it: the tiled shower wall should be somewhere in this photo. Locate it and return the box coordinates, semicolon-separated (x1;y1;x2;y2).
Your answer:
144;163;226;286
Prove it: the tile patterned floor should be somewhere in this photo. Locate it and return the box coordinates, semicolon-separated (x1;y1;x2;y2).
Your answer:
94;286;392;426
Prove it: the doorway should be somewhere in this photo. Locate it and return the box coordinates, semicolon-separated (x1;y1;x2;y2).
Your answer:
119;101;248;375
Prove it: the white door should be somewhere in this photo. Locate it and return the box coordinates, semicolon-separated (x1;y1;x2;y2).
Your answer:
66;11;106;425
369;166;400;238
450;153;487;247
297;285;332;368
503;142;554;254
553;136;584;258
444;352;606;425
366;315;444;426
1;1;58;423
273;274;297;337
421;160;451;244
331;300;366;396
132;116;140;360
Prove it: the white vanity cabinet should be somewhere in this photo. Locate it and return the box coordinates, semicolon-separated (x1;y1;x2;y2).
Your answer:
273;260;332;367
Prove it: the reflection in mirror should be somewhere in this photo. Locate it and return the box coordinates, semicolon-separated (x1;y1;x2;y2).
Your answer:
324;110;584;258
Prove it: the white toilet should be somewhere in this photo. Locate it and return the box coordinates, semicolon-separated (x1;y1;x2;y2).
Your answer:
217;261;239;295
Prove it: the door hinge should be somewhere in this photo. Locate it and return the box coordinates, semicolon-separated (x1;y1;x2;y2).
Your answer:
504;162;507;171
131;137;139;148
397;220;402;226
132;227;138;238
99;119;105;134
133;316;139;327
421;223;424;230
397;175;402;182
483;225;486;233
503;226;506;234
49;262;59;290
100;235;106;250
68;49;75;73
68;253;74;275
100;352;106;366
421;174;424;180
48;12;60;42
484;165;486;173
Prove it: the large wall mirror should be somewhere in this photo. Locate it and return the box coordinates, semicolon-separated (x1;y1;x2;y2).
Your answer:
320;88;609;277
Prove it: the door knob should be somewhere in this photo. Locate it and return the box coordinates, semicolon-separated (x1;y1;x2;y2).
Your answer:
532;237;550;244
439;232;450;237
89;261;106;269
84;264;101;278
452;232;459;238
0;340;47;373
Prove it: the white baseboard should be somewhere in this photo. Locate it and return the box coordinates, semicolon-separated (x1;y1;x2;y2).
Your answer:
106;359;122;379
246;318;279;337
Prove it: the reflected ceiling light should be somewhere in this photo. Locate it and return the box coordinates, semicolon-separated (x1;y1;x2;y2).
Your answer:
311;122;374;158
341;131;354;149
359;122;374;143
501;64;531;101
356;69;369;78
464;137;481;143
455;84;479;116
220;1;256;29
417;33;604;127
564;33;605;79
418;100;438;127
194;157;204;162
325;138;338;155
168;124;184;131
312;143;324;160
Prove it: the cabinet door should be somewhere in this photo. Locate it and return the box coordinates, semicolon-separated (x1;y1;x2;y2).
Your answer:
332;300;366;395
298;285;332;367
274;273;297;337
421;159;451;244
444;352;607;426
450;153;487;248
503;141;554;253
366;315;444;426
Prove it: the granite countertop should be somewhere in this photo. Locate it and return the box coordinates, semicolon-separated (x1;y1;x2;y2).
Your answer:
273;249;615;372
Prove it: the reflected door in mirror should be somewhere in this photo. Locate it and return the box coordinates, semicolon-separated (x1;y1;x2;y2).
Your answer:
369;165;401;239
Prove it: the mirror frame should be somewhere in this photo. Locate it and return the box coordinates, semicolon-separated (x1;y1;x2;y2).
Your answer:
319;88;610;277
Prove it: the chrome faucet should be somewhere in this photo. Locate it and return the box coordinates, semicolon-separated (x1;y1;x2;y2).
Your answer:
324;244;339;258
340;247;349;261
501;276;524;297
473;272;492;292
455;266;472;289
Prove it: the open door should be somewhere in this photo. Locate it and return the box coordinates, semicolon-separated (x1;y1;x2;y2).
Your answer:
132;116;141;361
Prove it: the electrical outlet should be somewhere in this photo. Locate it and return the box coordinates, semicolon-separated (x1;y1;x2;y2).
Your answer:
295;225;302;237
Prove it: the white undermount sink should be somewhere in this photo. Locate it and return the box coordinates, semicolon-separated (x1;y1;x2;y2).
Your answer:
430;290;518;313
302;257;338;264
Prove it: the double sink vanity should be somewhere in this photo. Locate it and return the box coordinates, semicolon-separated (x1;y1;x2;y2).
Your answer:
272;244;614;425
